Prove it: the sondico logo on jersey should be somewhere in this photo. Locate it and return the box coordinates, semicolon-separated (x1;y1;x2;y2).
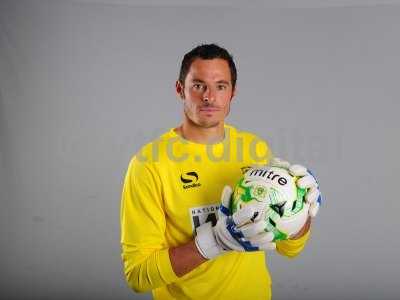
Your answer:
180;171;201;189
189;204;219;231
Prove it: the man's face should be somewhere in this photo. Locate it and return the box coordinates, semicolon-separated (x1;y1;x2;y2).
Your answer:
176;58;236;128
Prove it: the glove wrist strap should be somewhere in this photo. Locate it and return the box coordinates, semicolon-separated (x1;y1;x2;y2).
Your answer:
194;222;221;260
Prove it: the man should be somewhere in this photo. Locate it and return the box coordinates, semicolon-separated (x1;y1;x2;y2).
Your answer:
120;44;321;299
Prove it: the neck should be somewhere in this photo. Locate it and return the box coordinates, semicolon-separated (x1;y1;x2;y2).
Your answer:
175;119;225;144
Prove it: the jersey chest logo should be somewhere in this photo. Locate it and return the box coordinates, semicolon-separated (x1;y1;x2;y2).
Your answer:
180;171;201;189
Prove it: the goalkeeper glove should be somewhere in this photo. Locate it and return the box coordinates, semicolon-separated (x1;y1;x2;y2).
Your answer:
194;186;276;260
270;157;322;217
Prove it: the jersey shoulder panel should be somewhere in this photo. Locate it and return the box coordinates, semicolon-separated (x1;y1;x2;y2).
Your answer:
226;124;273;165
129;129;177;165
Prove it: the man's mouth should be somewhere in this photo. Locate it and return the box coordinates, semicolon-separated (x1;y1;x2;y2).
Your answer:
199;107;220;112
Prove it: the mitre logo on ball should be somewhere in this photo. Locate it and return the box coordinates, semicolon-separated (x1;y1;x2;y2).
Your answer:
231;166;310;241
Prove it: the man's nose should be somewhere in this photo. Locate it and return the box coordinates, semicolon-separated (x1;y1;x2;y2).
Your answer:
203;87;216;103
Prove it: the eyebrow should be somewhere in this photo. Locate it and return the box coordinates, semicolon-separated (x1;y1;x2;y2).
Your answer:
192;79;230;85
192;79;205;83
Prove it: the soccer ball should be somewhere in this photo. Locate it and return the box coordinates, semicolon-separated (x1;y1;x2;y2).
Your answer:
231;166;310;241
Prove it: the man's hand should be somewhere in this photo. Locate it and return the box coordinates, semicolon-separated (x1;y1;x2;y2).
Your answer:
270;157;322;218
194;186;276;260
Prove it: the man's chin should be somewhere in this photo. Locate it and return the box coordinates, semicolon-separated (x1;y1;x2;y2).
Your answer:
197;119;221;128
184;111;223;128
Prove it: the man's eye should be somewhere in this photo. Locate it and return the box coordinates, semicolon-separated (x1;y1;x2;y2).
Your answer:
193;84;204;90
217;85;227;90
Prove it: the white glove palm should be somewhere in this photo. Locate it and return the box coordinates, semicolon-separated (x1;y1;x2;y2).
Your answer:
270;157;322;217
195;186;276;260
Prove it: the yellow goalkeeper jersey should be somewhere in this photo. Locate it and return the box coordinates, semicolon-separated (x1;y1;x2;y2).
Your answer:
120;124;310;300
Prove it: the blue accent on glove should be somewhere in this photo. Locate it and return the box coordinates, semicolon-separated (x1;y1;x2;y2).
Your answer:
219;205;230;216
226;217;259;251
307;169;322;205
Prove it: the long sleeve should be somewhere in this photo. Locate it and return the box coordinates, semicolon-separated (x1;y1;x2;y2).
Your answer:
276;229;311;258
120;157;178;293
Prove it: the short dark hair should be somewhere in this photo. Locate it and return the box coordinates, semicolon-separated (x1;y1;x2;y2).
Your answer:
178;43;237;90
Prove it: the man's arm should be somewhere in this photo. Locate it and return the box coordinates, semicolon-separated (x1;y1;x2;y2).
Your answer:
169;184;280;277
121;158;179;292
290;217;311;240
276;217;311;258
159;218;312;280
169;239;207;277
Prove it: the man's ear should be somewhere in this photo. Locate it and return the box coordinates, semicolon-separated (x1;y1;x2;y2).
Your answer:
231;86;237;101
176;80;185;100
